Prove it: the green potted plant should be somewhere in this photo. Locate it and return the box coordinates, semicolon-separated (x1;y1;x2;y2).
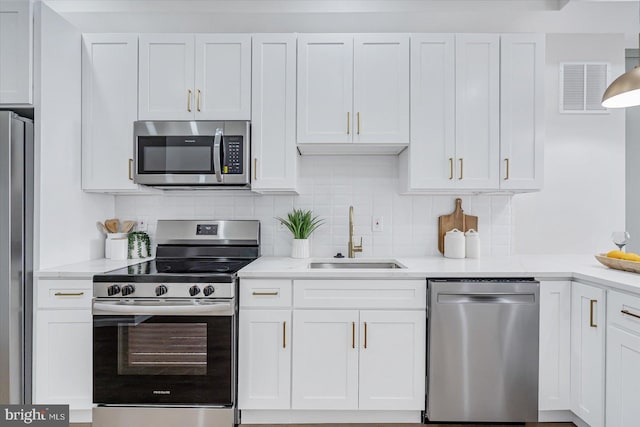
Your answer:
276;209;324;258
128;231;151;259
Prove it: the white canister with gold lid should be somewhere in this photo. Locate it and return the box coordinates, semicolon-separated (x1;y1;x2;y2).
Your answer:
444;228;465;259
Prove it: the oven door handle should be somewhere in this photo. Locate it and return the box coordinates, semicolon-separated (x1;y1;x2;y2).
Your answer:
92;301;234;316
214;128;223;183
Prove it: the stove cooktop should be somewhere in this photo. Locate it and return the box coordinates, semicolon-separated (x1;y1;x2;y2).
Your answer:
93;258;255;283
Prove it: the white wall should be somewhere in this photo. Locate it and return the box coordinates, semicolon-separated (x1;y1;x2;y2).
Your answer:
36;4;114;269
512;34;626;254
116;156;513;257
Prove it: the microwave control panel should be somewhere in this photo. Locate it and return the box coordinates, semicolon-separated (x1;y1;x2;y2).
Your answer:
223;136;243;174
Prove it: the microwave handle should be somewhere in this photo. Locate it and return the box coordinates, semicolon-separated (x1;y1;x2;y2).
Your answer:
214;128;223;183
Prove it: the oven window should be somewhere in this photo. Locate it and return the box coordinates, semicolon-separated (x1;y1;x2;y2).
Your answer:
118;322;207;376
143;146;212;172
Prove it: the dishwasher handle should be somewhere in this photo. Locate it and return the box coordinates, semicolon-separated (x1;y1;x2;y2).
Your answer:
437;293;536;304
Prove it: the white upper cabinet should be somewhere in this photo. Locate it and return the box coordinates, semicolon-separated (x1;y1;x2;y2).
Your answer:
401;33;542;193
403;34;456;190
297;34;409;151
251;34;298;193
353;35;409;144
500;34;545;190
297;34;353;144
195;34;251;120
455;34;500;189
0;0;32;104
82;34;142;192
139;34;250;120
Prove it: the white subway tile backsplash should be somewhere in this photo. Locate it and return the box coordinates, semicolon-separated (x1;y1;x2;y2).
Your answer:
115;156;513;257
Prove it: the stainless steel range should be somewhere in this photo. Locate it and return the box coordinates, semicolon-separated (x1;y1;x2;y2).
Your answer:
91;220;259;427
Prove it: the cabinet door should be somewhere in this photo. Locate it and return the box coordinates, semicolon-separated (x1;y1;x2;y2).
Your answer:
139;34;194;120
251;34;297;193
500;34;544;190
405;34;456;190
34;310;92;412
195;34;251;120
606;325;640;427
353;35;409;144
297;34;353;144
455;34;500;189
538;280;571;410
291;309;358;409
238;310;291;409
0;0;32;104
358;310;425;410
571;281;605;427
82;34;140;192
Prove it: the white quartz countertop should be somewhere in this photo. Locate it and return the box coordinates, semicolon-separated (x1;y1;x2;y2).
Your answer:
238;255;640;295
36;258;152;279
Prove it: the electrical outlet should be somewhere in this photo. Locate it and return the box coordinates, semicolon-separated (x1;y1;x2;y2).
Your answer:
138;220;148;232
372;216;384;232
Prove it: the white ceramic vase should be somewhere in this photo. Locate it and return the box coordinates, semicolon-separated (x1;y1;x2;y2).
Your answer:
291;239;310;259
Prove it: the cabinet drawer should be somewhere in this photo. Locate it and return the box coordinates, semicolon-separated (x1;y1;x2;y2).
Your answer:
37;279;92;309
240;279;292;308
293;279;426;309
608;290;640;334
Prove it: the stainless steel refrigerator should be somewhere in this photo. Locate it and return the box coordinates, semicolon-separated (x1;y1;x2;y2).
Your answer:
0;111;34;404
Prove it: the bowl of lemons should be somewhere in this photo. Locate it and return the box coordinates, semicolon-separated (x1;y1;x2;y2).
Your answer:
595;250;640;273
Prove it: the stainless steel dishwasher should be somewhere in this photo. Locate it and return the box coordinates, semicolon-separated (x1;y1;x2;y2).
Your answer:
426;279;539;422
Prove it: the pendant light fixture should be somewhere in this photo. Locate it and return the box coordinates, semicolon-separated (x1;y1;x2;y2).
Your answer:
602;3;640;109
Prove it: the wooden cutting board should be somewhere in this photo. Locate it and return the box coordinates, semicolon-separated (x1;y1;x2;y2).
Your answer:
438;198;478;254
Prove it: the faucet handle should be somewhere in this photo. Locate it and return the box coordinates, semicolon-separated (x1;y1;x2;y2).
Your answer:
354;237;363;252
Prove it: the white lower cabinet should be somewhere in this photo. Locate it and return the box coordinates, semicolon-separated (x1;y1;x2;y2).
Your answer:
34;278;93;423
571;281;605;427
238;309;291;409
606;290;640;427
538;280;571;410
292;309;359;409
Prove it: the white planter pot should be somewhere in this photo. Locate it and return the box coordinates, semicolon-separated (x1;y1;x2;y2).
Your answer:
129;236;150;259
291;239;310;259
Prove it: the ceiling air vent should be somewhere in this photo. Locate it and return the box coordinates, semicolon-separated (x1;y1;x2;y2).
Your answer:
559;62;610;113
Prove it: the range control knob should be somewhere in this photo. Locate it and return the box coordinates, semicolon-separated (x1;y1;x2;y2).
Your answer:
189;285;201;296
121;284;135;297
107;285;121;296
155;285;168;297
203;285;215;297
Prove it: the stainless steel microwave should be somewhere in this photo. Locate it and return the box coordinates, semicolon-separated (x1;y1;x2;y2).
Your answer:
133;121;250;188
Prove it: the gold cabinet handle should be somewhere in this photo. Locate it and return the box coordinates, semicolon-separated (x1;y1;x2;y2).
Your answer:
128;158;133;181
253;158;257;181
504;158;510;180
459;158;464;180
357;112;360;135
187;89;192;112
252;291;279;296
197;89;201;112
363;322;367;349
449;158;454;180
347;112;350;135
351;321;355;349
54;292;84;297
590;299;598;327
283;321;286;349
621;309;640;320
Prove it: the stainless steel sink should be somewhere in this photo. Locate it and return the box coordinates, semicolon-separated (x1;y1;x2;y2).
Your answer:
308;261;405;269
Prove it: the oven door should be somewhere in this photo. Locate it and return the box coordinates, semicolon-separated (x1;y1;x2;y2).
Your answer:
92;299;235;406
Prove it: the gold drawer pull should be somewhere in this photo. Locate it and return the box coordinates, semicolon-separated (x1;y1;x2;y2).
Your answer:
621;309;640;320
197;89;201;112
459;158;464;180
449;158;454;180
253;158;257;181
54;292;85;297
187;89;192;112
504;158;510;180
252;291;279;296
357;112;361;135
347;112;350;135
351;321;355;349
364;322;368;349
590;299;597;328
128;159;134;181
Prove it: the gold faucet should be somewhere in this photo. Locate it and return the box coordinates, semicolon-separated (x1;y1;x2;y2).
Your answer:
348;206;363;258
